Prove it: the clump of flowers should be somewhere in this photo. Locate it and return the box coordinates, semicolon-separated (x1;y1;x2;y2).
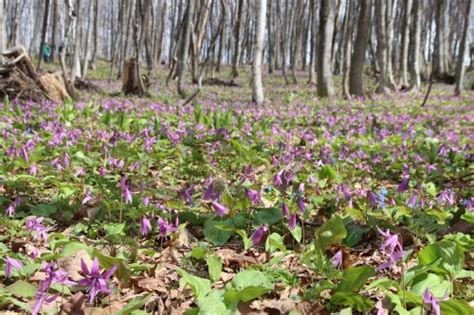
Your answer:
25;216;50;242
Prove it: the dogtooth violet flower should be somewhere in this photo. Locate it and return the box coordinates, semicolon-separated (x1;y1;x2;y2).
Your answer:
251;225;268;245
212;201;229;217
376;227;403;270
79;258;117;304
140;216;152;237
5;256;23;277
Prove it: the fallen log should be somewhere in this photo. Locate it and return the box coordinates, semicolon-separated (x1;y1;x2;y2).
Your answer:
0;46;71;102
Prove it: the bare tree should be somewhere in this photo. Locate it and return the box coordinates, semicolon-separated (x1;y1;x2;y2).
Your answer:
375;0;390;93
349;0;372;97
177;0;194;98
454;0;472;95
8;0;20;47
341;0;353;98
251;0;266;104
36;0;50;71
408;0;421;90
231;0;244;78
0;0;5;53
399;0;412;87
433;0;450;81
317;0;335;97
50;0;60;62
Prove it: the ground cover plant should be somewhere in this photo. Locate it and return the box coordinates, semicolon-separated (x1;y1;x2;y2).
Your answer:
0;71;473;315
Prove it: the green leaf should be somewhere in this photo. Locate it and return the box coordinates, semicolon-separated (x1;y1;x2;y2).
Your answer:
177;268;211;300
440;299;474;315
336;266;375;292
330;291;374;312
403;259;441;287
59;241;89;258
410;273;453;297
115;294;151;315
197;290;229;315
252;208;282;227
91;248;131;282
203;218;233;246
418;240;464;278
207;255;222;283
367;277;401;291
265;232;287;253
6;280;37;298
235;230;252;250
318;165;337;180
289;224;302;243
314;215;347;251
191;246;207;260
229;270;273;302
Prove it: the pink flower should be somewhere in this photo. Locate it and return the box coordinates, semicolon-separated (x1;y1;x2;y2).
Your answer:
5;256;23;277
78;258;116;304
251;225;268;245
140;217;152;237
212;201;229;217
331;250;343;270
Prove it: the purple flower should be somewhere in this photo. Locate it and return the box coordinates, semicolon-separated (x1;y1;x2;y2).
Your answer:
273;171;283;187
251;225;268;245
99;166;107;177
281;202;289;217
406;193;418;208
438;189;455;206
422;289;441;315
157;217;178;238
29;163;38;176
119;176;133;204
212;201;229;217
376;227;403;270
143;196;150;207
33;278;58;315
42;262;76;286
25;217;50;242
82;190;93;205
181;186;194;205
297;198;305;213
367;191;378;208
245;189;261;204
397;176;409;192
331;250;343;270
20;145;29;163
5;256;23;277
78;258;116;304
288;213;297;230
6;203;15;217
62;152;70;168
140;216;152;237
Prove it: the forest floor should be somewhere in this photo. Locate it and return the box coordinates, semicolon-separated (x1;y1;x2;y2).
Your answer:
0;63;473;314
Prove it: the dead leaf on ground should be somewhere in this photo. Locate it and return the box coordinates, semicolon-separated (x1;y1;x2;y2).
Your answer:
58;292;86;315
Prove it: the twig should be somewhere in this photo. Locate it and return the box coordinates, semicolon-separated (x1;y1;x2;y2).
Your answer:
421;71;433;107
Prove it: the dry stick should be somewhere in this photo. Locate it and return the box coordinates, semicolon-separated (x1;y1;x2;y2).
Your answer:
420;71;433;107
182;75;202;106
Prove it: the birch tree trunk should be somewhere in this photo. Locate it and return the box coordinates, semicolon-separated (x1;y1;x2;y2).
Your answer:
8;0;20;47
81;0;94;78
72;0;82;82
341;0;353;98
349;0;372;97
317;0;335;97
251;0;266;104
454;0;472;95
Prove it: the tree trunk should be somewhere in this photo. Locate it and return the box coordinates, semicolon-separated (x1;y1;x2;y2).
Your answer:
50;0;60;62
433;0;449;80
251;0;266;104
0;0;5;53
454;0;472;95
399;0;412;87
36;0;50;71
408;0;421;90
375;0;390;93
177;0;194;98
90;0;100;67
317;0;335;97
71;0;82;82
8;0;20;47
59;0;76;98
341;0;353;98
385;0;397;89
81;0;94;78
232;0;244;78
349;0;372;97
308;0;317;84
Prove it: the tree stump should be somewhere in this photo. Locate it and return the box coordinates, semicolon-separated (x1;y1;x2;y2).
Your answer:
122;58;147;95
